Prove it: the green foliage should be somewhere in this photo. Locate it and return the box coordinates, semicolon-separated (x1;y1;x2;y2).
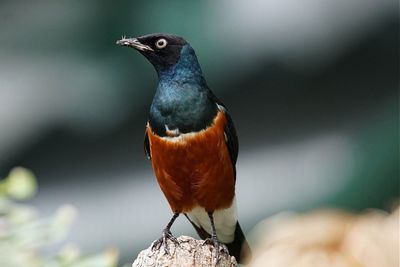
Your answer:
0;168;119;267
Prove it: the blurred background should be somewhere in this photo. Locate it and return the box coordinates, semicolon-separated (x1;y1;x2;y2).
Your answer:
0;0;398;265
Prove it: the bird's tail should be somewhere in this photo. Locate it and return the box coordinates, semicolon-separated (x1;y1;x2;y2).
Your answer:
226;222;252;264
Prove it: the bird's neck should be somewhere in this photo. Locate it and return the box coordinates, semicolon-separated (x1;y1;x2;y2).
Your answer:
149;45;217;136
157;45;206;85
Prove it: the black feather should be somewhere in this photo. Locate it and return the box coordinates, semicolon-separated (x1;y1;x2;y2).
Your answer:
210;93;239;180
223;109;239;166
144;129;151;159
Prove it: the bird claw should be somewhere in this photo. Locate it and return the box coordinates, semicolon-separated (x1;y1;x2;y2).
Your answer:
202;236;228;264
152;230;180;255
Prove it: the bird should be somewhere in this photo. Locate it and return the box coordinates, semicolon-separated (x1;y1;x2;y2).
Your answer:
117;33;251;264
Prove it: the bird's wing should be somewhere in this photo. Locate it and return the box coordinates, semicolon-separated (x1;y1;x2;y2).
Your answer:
222;106;239;166
213;98;238;177
144;127;151;160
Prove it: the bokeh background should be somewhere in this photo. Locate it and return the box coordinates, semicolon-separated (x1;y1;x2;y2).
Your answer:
0;0;398;264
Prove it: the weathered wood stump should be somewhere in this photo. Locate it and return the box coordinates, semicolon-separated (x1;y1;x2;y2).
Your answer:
132;235;237;267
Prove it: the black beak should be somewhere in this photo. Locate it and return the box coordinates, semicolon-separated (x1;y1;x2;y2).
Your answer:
116;37;154;52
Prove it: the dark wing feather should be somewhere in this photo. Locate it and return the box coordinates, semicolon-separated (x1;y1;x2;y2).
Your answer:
144;127;151;160
213;99;238;180
209;93;238;164
223;108;239;166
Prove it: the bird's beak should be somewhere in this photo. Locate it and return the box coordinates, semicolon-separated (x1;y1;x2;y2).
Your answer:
116;37;154;52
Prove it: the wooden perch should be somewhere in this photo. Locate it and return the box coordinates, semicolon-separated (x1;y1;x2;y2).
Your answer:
132;235;237;267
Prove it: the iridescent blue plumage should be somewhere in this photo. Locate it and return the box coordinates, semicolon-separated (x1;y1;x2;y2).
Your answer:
149;44;217;136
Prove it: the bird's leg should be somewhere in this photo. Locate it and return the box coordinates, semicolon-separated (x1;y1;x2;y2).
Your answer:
203;212;229;263
152;212;180;255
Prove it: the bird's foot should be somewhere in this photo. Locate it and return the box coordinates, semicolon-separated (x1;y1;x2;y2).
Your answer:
203;235;229;264
152;229;180;255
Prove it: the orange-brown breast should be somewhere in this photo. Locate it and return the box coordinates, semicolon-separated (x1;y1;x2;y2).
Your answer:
147;111;235;213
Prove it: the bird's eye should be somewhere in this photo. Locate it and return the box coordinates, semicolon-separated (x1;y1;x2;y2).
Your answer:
155;38;168;49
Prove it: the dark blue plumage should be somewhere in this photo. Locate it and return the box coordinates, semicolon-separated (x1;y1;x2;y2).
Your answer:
149;44;218;136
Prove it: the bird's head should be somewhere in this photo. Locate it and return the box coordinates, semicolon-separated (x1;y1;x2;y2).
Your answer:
117;33;192;74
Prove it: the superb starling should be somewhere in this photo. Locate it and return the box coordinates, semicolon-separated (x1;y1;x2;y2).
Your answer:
117;34;251;264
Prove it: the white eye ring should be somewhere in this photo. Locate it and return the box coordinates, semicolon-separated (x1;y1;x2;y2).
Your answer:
155;38;167;49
